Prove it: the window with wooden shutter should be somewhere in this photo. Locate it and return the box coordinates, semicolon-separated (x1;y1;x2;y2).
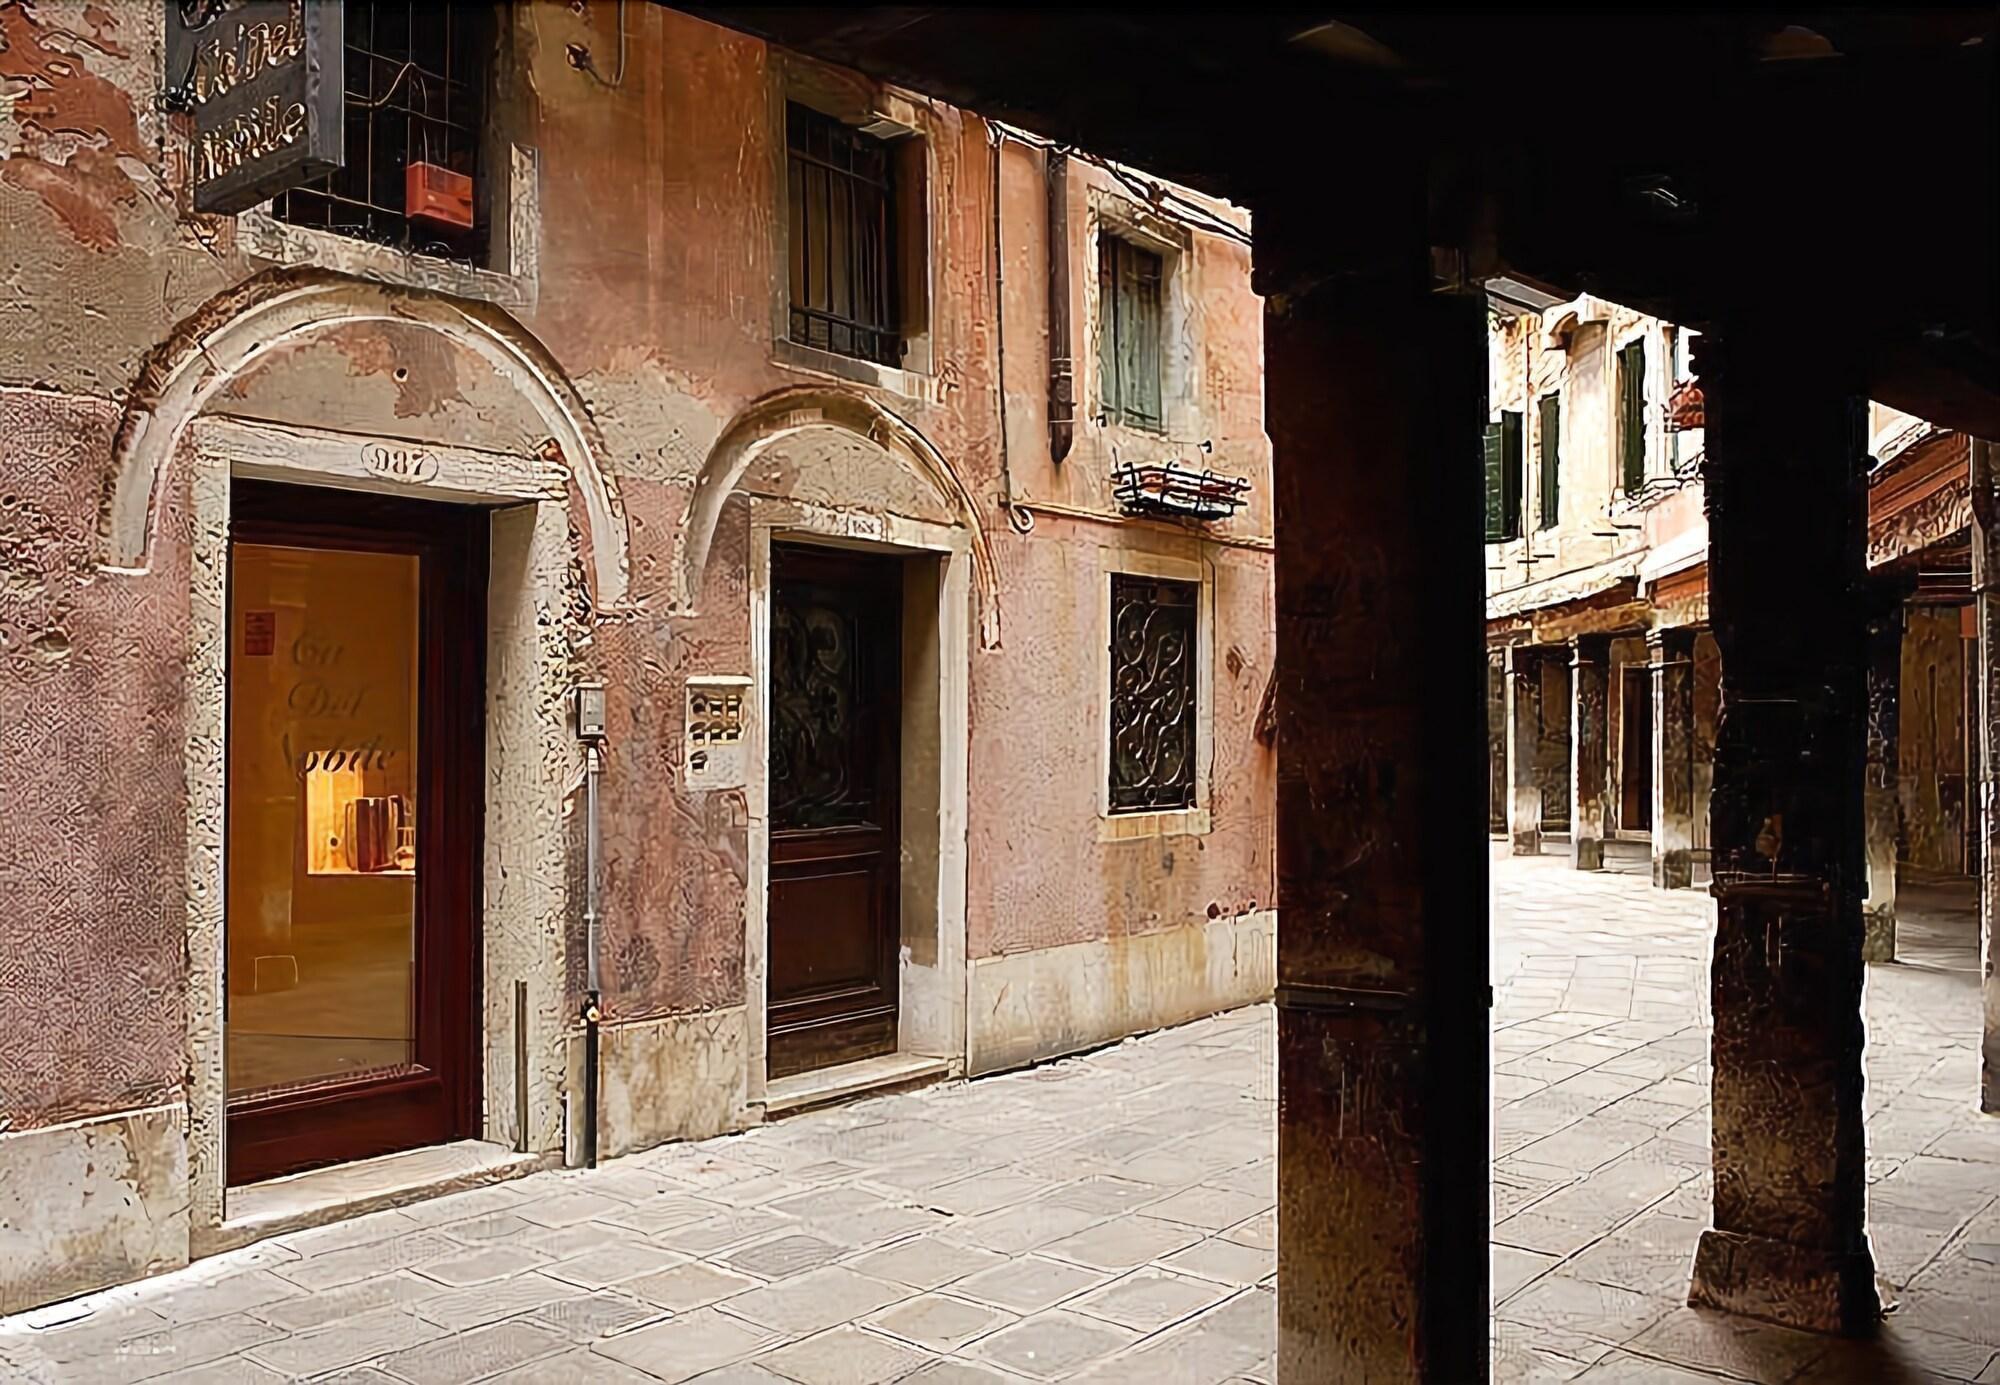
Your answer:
1098;236;1165;430
1618;339;1647;493
1484;412;1524;542
1537;393;1561;530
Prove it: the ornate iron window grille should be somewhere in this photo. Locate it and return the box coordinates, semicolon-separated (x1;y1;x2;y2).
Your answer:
269;0;488;263
1110;574;1198;812
787;104;900;366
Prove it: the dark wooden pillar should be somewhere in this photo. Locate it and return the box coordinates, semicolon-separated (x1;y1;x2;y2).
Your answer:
1863;598;1904;963
1571;635;1611;869
1688;322;1878;1334
1651;626;1697;889
1264;248;1489;1378
1973;436;2000;1112
1507;644;1544;854
1489;646;1509;835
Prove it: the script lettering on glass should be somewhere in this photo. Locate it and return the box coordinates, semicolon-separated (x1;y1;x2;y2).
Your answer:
166;0;345;214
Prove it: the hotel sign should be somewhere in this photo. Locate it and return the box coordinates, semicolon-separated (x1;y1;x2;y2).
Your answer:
166;0;345;215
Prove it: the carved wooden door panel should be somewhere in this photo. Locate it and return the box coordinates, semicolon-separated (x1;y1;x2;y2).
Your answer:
766;544;902;1078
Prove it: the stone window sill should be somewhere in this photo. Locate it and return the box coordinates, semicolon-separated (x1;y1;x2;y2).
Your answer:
772;337;943;407
236;145;541;312
1101;806;1212;842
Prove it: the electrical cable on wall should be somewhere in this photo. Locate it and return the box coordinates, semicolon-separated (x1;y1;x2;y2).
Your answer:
568;0;630;88
989;120;1253;249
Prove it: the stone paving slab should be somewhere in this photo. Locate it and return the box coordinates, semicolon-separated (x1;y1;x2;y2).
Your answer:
3;853;1998;1382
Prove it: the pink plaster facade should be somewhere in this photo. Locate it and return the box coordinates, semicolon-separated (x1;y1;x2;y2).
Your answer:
0;1;1272;1309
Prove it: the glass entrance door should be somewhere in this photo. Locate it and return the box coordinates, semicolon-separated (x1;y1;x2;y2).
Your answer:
224;482;485;1185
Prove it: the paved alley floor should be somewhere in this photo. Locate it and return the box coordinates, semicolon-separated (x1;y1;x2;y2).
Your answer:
3;852;1998;1384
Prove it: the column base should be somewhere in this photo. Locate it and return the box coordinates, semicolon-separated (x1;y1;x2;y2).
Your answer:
1860;904;1895;964
1652;849;1693;890
1572;836;1604;871
1511;830;1541;856
1688;1228;1880;1336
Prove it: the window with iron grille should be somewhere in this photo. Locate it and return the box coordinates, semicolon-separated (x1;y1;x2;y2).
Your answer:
269;1;488;263
1110;574;1198;812
1098;236;1165;429
786;104;900;366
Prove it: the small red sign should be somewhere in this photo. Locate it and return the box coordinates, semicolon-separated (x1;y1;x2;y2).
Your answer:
244;611;276;656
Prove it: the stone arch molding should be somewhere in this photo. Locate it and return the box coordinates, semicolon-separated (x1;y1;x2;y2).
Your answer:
99;267;631;610
673;385;1002;648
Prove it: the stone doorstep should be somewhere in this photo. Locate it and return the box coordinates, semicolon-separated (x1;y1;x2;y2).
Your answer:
201;1141;548;1257
763;1054;955;1117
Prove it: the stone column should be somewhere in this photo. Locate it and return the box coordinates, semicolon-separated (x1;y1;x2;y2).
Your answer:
1507;644;1544;855
1688;322;1877;1334
1863;598;1904;963
1973;436;2000;1112
1264;242;1488;1378
1571;635;1611;870
1651;627;1697;889
1489;646;1508;835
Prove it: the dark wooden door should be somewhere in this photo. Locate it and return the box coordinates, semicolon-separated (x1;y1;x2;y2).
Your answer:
224;481;485;1184
1621;666;1653;833
767;544;902;1079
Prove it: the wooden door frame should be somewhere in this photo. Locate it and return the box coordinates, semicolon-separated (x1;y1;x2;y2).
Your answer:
223;481;487;1185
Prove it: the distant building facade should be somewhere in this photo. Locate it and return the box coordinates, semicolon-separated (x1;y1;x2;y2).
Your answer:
1484;288;1975;951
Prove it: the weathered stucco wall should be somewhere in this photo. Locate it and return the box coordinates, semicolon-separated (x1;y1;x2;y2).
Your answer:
0;0;1274;1181
0;389;189;1133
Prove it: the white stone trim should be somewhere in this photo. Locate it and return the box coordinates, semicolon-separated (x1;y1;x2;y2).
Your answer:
182;416;577;1243
742;504;972;1113
1097;546;1215;841
100;270;630;614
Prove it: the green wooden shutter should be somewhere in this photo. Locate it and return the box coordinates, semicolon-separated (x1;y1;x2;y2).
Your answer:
1098;240;1120;421
1502;410;1524;540
1098;238;1165;429
1619;340;1647;492
1484;422;1506;541
1538;393;1561;529
1123;246;1163;428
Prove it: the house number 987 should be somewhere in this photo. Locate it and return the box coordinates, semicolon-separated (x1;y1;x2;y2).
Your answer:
363;443;439;484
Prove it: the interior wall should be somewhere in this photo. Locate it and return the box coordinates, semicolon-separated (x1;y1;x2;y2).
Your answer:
1899;605;1970;873
1537;654;1572;832
1607;635;1650;832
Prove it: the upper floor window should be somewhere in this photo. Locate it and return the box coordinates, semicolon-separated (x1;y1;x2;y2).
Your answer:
269;0;489;263
1537;392;1561;530
1098;235;1165;430
787;103;900;366
1109;573;1197;812
1484;410;1524;543
1617;338;1648;493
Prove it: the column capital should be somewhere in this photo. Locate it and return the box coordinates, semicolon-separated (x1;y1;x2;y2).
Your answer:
1570;632;1612;665
1645;625;1698;657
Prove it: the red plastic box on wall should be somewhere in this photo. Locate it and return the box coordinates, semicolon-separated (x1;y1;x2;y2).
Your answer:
406;162;474;229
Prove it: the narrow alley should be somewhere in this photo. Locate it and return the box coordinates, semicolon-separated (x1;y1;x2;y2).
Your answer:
4;853;1993;1384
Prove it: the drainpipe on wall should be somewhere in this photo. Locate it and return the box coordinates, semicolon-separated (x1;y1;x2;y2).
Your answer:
573;683;607;1167
990;121;1036;535
1047;148;1075;466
